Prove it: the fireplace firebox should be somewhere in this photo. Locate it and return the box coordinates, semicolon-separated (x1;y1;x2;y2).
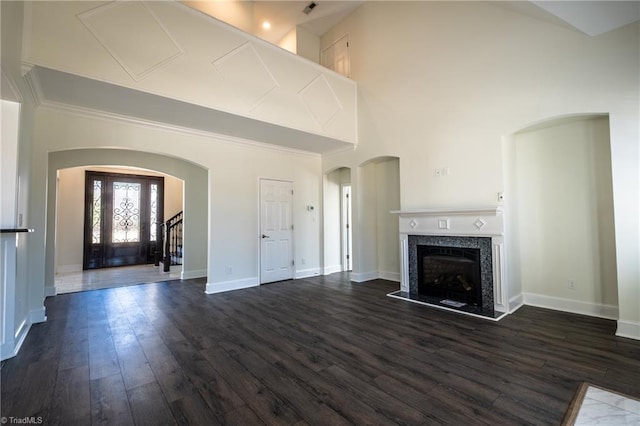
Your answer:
403;234;496;317
417;245;482;306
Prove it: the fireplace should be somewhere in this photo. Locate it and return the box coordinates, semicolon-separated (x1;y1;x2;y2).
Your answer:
389;207;508;320
417;245;482;306
407;234;495;316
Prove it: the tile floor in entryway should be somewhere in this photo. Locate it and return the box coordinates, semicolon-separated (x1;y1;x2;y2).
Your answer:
54;264;181;294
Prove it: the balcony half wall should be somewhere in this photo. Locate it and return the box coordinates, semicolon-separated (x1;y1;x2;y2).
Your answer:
22;1;357;153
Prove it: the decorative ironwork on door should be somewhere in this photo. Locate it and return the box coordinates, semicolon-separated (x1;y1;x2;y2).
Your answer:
84;171;164;270
112;182;141;243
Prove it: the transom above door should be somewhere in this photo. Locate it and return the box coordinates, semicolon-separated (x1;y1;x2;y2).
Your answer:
83;171;164;269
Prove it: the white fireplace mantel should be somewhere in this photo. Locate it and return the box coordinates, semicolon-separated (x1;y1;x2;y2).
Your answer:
391;206;504;237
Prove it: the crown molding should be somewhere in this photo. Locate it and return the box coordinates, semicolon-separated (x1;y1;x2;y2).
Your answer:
322;143;357;158
21;62;43;106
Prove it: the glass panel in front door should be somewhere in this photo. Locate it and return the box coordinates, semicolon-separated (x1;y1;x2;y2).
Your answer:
112;181;141;243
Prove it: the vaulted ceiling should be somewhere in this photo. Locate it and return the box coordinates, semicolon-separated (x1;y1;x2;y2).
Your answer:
184;0;640;46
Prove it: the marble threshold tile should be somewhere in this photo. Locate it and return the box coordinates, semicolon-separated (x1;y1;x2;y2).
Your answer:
575;386;640;425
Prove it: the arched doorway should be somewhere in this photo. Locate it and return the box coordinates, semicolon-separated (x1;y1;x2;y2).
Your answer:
54;165;185;293
45;149;208;296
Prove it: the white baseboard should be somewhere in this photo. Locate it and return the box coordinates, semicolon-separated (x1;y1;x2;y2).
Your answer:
55;264;82;274
350;271;379;283
323;264;342;275
295;268;321;279
1;321;31;361
205;277;258;294
1;315;34;361
0;342;17;361
378;271;400;282
523;292;618;320
509;293;525;313
181;269;207;280
350;270;400;283
29;306;47;323
616;320;640;340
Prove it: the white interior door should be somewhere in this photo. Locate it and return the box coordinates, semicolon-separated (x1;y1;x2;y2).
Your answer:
260;179;294;284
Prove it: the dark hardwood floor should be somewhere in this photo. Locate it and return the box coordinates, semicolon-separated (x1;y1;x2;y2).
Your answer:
2;273;639;425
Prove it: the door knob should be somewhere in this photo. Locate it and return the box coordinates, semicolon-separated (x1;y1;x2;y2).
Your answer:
261;234;269;239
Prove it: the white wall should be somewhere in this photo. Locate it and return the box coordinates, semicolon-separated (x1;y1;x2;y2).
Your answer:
321;1;639;337
164;175;184;218
0;100;20;228
351;158;400;282
182;0;253;34
55;166;184;273
278;27;297;55
515;117;618;317
295;26;320;64
33;106;323;294
375;159;400;281
55;168;84;273
277;26;320;64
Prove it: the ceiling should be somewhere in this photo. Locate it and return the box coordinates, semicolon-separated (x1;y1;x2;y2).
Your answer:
184;0;640;45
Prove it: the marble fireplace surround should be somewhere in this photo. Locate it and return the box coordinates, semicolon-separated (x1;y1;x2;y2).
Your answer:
390;207;508;320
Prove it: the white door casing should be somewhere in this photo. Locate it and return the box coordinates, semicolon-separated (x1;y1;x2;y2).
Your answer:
341;185;352;271
260;179;294;284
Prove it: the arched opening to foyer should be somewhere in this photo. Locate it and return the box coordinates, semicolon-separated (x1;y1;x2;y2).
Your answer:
504;114;618;318
54;165;184;293
45;149;209;295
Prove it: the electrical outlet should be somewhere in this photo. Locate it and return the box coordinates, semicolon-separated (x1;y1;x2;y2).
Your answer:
226;266;232;275
567;280;575;290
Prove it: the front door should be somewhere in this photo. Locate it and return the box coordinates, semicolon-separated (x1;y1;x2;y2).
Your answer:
84;171;164;269
260;179;294;284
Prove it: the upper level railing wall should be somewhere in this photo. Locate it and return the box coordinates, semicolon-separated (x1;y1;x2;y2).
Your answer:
22;1;357;146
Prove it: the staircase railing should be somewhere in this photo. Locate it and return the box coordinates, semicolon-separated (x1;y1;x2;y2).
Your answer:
157;211;183;272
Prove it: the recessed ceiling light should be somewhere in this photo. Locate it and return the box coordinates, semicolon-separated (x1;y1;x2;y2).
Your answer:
262;21;271;30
